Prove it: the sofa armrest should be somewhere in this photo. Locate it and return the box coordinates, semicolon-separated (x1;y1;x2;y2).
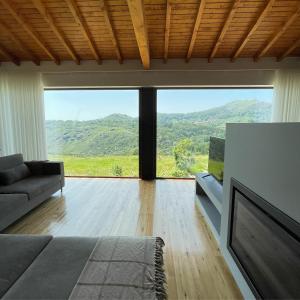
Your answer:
25;161;65;187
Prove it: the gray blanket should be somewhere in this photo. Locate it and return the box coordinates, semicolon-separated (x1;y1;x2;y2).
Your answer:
69;236;166;300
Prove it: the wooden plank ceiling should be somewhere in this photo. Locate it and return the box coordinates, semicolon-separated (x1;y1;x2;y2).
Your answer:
0;0;299;69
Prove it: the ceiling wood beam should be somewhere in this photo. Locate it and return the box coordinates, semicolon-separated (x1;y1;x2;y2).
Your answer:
127;0;150;69
99;0;122;64
186;0;206;62
231;0;275;61
0;0;59;64
32;0;80;64
209;0;241;63
0;43;20;65
0;20;40;65
65;0;101;64
277;36;300;61
255;5;300;60
164;1;172;63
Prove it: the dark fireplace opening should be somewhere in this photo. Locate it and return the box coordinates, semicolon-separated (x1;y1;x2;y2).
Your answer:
228;178;300;300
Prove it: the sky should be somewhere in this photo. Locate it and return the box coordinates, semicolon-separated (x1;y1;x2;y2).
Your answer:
44;88;273;121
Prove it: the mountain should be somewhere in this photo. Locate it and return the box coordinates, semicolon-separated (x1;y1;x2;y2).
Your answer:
157;100;271;124
157;100;272;154
46;113;138;156
46;100;272;156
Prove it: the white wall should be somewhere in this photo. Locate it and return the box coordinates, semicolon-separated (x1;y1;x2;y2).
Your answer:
1;58;299;87
221;123;300;299
42;69;275;87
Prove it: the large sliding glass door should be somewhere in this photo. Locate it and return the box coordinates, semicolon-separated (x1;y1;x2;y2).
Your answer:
44;89;139;177
157;88;273;178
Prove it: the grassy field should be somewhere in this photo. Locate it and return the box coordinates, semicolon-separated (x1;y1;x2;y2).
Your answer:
49;154;208;177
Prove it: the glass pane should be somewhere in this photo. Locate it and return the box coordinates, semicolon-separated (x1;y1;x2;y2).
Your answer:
157;88;273;178
44;89;139;177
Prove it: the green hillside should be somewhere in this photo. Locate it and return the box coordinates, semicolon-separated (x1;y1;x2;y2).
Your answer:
46;113;138;156
46;100;272;158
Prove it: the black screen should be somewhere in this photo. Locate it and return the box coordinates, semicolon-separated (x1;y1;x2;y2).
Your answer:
229;181;300;299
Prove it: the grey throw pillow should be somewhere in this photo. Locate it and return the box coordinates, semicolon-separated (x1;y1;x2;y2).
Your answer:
0;164;31;185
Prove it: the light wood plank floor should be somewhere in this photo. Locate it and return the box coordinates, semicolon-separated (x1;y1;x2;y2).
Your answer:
5;178;242;300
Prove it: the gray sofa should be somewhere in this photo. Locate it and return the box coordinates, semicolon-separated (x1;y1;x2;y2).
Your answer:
0;154;64;232
0;234;97;299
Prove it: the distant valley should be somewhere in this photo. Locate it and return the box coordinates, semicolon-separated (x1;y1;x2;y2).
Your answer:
46;100;272;156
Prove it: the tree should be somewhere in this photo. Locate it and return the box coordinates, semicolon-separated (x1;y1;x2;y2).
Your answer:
173;138;195;175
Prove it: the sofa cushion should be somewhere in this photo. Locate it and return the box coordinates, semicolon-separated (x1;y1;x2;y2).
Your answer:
0;164;31;186
0;154;24;171
0;175;61;200
0;234;52;298
3;237;97;300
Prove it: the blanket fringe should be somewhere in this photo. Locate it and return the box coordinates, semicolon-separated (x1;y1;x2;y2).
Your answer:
154;237;167;300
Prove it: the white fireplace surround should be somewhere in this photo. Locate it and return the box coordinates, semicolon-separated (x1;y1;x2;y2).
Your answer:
222;123;300;299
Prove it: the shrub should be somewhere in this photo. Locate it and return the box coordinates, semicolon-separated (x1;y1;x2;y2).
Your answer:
112;165;123;176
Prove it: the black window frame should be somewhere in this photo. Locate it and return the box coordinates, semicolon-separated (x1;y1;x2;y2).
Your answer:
44;86;273;180
43;87;141;178
155;86;273;179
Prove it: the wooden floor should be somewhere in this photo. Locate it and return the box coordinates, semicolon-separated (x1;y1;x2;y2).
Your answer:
6;178;242;300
